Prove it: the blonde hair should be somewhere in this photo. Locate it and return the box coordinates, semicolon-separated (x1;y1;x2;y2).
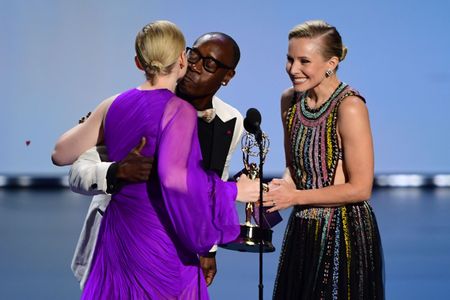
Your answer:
289;20;347;63
135;20;186;83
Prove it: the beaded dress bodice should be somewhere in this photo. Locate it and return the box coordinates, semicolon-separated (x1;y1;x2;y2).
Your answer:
285;83;364;190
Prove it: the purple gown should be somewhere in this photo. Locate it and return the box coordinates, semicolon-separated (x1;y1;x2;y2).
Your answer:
81;88;240;299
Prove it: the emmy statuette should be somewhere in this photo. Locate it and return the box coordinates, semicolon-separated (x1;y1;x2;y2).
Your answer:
219;131;275;253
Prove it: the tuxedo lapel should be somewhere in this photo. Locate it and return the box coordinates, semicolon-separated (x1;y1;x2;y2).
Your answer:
210;116;236;176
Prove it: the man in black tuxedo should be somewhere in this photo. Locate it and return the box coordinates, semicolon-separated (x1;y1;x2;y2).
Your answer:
69;32;243;289
177;33;243;181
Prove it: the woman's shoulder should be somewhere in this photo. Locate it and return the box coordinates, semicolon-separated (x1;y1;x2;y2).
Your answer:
337;94;368;122
95;93;120;121
281;87;295;102
165;94;196;117
159;95;197;130
106;88;143;110
101;93;119;107
170;94;194;109
280;87;299;112
340;84;366;103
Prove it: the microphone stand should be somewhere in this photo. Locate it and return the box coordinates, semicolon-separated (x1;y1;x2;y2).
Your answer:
257;132;264;300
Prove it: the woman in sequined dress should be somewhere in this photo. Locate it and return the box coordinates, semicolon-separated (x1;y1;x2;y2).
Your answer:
264;20;384;299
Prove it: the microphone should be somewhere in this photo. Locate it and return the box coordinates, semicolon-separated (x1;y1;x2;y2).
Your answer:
244;108;262;143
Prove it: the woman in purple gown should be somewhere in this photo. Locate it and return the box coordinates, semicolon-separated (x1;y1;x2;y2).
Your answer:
53;20;259;299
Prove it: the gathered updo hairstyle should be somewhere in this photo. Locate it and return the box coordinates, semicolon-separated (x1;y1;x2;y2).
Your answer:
135;20;186;84
289;20;347;69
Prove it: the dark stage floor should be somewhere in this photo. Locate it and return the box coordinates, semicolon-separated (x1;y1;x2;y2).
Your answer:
1;187;449;299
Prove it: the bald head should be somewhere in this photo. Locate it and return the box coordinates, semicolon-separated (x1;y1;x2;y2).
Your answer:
194;32;240;69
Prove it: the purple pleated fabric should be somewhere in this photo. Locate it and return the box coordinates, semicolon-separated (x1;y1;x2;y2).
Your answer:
81;88;240;299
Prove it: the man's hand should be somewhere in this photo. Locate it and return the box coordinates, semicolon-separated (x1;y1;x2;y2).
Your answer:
199;256;217;286
116;137;153;182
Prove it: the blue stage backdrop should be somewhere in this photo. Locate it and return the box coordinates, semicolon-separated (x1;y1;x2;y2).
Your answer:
1;0;449;176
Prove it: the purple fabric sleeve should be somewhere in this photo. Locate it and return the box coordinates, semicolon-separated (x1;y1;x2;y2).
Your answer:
158;96;239;254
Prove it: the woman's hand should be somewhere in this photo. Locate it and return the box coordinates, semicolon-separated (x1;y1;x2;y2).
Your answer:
263;178;297;212
236;174;260;203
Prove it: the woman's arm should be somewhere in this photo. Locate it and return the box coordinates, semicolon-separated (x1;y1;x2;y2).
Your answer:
157;98;240;254
279;88;297;188
51;95;116;166
265;95;374;210
280;88;295;173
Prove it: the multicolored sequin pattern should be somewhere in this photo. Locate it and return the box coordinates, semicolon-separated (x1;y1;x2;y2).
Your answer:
273;84;384;299
286;83;362;190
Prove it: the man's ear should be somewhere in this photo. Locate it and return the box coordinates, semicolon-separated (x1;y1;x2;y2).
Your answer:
221;69;236;86
135;56;144;70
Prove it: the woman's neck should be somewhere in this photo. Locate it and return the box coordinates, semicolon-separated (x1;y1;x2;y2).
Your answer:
307;76;341;106
138;73;178;92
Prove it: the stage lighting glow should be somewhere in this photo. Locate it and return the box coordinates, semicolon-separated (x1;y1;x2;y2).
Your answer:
432;175;450;187
376;174;426;187
60;176;69;187
0;176;6;187
17;176;32;187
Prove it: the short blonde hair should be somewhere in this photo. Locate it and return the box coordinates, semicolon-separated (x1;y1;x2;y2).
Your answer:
289;20;347;63
135;20;186;83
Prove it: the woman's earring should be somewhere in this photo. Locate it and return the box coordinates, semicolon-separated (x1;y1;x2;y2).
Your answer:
325;69;334;78
221;82;227;86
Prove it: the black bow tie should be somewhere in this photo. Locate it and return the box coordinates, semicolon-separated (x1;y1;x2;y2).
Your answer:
197;108;216;123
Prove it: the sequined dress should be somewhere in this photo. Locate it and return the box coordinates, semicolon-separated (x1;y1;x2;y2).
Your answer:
273;83;384;299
